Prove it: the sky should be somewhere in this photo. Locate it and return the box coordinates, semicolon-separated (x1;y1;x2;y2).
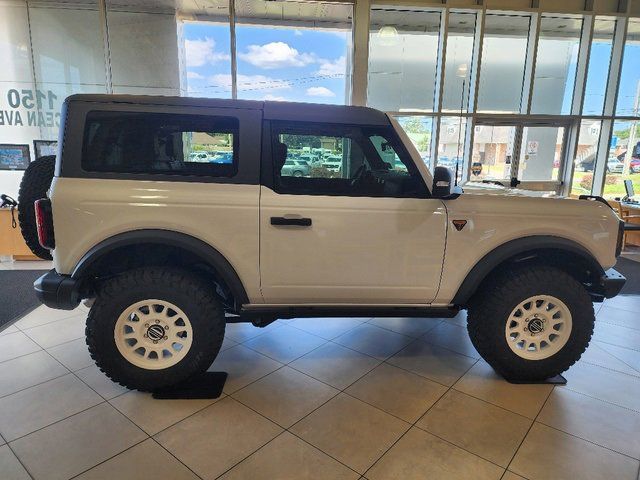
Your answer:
183;22;350;104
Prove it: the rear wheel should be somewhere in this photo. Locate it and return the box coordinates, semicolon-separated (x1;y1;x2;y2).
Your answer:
467;265;594;381
17;155;55;260
86;267;225;391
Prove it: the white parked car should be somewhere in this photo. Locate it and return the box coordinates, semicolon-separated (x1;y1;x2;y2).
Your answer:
17;94;626;391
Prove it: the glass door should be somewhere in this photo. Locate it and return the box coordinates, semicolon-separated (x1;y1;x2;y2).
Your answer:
516;125;567;191
470;124;518;184
469;119;569;192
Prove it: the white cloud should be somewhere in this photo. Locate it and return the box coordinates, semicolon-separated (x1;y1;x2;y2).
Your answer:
315;56;346;76
186;71;204;80
185;38;230;67
263;94;287;101
239;42;315;69
209;74;291;92
306;86;335;97
294;29;303;36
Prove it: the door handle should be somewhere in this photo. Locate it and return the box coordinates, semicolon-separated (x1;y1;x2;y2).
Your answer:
270;216;312;227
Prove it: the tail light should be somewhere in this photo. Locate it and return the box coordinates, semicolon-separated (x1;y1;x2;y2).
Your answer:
34;198;55;250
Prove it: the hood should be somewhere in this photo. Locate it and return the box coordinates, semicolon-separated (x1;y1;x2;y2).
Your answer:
462;181;563;199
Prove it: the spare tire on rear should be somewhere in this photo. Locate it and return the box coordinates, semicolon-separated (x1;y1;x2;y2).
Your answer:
18;155;56;260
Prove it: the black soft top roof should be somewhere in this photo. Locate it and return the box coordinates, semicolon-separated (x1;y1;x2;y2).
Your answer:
66;94;390;126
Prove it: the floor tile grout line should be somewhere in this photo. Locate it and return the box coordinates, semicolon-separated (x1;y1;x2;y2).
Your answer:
534;417;640;462
502;383;556;475
579;358;640;378
592;338;640;354
149;437;207;480
108;391;222;437
15;310;89;333
4;436;36;480
219;392;365;478
6;399;109;445
0;369;70;401
360;362;471;478
213;334;435;477
595;317;640;332
0;346;44;367
66;435;152;480
35;334;118;404
591;343;640;375
559;385;640;414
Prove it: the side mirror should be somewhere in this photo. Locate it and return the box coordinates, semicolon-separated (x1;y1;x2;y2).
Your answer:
432;166;462;199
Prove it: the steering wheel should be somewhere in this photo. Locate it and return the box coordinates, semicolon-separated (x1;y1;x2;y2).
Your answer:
350;164;367;187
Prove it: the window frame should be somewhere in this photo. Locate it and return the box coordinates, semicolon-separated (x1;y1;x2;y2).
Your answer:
265;120;430;199
60;101;262;185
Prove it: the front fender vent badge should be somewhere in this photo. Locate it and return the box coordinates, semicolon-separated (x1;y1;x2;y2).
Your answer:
452;220;467;231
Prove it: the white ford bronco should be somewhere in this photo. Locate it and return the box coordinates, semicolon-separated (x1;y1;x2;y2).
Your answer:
20;94;626;391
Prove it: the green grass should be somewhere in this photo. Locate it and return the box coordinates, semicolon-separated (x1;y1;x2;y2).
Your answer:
571;171;640;198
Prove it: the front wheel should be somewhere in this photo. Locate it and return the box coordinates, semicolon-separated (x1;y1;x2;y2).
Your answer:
86;267;225;391
467;265;594;381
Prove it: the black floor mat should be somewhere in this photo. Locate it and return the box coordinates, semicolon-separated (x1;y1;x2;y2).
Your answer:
615;257;640;295
0;270;47;332
152;372;228;399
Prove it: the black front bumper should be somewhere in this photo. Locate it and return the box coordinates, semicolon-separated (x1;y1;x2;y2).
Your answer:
34;270;81;310
590;268;626;301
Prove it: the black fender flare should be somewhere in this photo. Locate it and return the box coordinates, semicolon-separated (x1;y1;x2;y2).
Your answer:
71;229;249;306
451;235;605;305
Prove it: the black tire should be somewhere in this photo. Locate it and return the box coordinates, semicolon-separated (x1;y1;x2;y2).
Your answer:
86;267;225;391
17;155;56;260
467;265;594;381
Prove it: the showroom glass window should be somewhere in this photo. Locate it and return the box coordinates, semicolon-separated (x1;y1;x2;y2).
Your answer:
393;116;434;167
583;17;616;115
234;0;352;104
441;13;476;113
530;16;582;115
604;120;639;199
616;19;640;116
437;117;467;182
368;7;441;112
82;112;238;177
571;120;602;196
477;14;531;113
182;0;233;99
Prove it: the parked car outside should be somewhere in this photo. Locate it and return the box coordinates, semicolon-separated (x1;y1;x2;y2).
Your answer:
281;159;310;177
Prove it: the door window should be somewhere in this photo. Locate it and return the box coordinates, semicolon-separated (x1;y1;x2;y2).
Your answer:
271;123;427;198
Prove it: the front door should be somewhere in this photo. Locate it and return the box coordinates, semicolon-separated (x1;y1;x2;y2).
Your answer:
259;121;447;305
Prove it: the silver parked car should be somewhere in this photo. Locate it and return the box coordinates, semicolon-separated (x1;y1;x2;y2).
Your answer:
281;159;310;177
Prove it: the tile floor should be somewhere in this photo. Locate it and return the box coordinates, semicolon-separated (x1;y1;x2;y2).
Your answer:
1;263;640;479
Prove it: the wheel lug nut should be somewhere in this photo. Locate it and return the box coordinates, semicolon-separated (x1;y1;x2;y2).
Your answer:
153;340;158;344
144;323;149;328
143;334;148;338
155;319;160;324
163;336;168;340
164;325;169;330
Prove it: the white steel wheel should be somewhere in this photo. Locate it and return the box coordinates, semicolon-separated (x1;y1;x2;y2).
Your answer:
114;299;193;370
505;295;573;360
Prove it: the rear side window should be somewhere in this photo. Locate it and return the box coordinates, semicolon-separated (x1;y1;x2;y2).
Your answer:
82;111;238;177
